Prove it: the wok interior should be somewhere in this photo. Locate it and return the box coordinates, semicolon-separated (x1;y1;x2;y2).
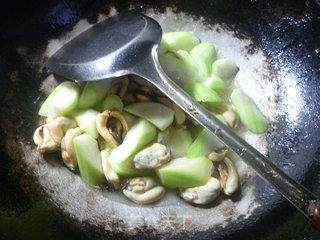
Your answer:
1;0;320;239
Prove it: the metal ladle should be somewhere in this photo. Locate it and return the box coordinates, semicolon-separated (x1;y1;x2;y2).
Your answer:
47;11;320;228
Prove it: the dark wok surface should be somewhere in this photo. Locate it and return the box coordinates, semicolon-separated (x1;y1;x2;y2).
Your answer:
1;0;320;239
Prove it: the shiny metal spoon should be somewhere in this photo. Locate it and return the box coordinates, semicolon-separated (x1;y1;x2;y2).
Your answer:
47;11;320;228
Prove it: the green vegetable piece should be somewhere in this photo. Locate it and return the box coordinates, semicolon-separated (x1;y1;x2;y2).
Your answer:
109;119;157;176
122;111;137;129
73;134;105;186
100;94;123;112
167;128;193;158
190;42;217;76
185;82;223;108
230;89;268;134
78;80;111;108
72;109;99;139
187;129;224;157
211;59;239;81
203;74;227;94
176;50;206;82
125;102;174;131
159;53;197;85
39;82;80;118
156;156;213;188
161;32;200;52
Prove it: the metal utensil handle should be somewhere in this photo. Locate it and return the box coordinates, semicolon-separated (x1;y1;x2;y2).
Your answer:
136;47;320;229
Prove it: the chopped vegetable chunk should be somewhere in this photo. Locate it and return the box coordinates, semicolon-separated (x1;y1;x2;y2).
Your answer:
100;94;124;112
187;129;224;157
175;50;206;82
78;80;111;108
211;59;239;81
190;42;217;76
39;82;80;118
72;109;99;138
203;74;227;94
109;119;157;176
161;32;200;52
166;128;193;158
230;89;268;134
156;156;213;188
159;53;193;85
185;82;223;108
73;134;105;186
125;102;174;131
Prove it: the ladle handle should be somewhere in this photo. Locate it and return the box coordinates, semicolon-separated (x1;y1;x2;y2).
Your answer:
135;46;320;230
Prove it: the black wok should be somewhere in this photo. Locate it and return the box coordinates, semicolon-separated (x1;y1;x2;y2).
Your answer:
0;0;320;239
